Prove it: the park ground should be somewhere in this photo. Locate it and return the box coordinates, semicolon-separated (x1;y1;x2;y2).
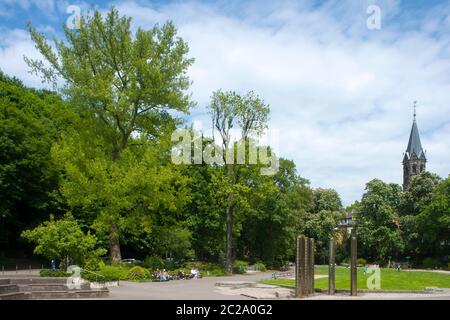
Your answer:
104;266;450;300
2;266;449;300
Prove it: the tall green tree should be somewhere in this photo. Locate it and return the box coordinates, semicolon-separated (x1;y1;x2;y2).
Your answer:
417;176;450;261
398;172;441;263
311;188;343;213
26;8;194;263
354;179;404;263
207;90;270;274
0;71;75;255
238;159;313;267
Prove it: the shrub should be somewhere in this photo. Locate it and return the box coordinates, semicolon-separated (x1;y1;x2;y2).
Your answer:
357;258;367;266
127;266;150;281
84;257;101;271
232;260;248;274
180;261;227;277
40;269;72;277
204;267;226;277
82;265;129;282
253;261;267;272
422;257;440;269
143;256;165;270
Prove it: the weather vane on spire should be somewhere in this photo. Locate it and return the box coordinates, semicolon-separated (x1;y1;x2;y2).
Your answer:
413;101;417;120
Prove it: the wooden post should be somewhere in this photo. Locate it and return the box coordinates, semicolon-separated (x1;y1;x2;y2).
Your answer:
328;239;335;295
299;236;307;297
295;236;301;297
350;236;357;296
304;237;310;296
309;238;315;294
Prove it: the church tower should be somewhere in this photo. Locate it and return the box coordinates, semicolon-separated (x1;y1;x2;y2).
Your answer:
403;102;426;190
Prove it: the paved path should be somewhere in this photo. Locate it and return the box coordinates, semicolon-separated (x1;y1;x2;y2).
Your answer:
107;272;276;300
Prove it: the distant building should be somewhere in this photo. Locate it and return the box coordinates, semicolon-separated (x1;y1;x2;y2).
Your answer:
402;103;427;190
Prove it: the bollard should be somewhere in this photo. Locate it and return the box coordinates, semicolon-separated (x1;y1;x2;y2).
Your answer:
328;239;336;295
350;236;358;296
296;235;307;298
29;265;31;273
1;265;4;275
16;265;18;274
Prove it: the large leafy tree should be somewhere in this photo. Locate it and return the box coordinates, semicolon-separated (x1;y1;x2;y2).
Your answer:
207;90;270;274
311;188;343;213
26;8;194;263
398;172;441;263
417;176;450;261
238;159;314;267
354;179;404;263
0;72;75;255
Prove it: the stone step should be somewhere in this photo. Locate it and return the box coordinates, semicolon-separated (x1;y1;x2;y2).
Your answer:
0;292;30;300
8;277;69;285
17;283;91;292
0;279;10;285
28;289;109;299
0;284;18;294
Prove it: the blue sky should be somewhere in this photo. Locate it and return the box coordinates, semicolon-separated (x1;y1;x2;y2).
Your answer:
1;0;450;204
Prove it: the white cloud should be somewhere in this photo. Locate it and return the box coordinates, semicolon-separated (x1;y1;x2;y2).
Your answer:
1;0;449;204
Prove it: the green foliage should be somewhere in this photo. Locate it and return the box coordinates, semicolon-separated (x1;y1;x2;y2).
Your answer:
21;213;106;268
84;257;102;271
0;71;76;253
232;260;249;274
206;90;271;273
181;261;226;276
127;266;150;281
417;176;450;261
82;264;129;282
143;256;165;270
253;261;267;272
40;269;72;277
312;188;343;213
146;226;194;261
26;7;194;263
354;179;404;263
422;257;441;269
357;258;367;265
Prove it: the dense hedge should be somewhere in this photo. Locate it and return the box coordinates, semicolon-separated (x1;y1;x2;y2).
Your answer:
40;269;72;277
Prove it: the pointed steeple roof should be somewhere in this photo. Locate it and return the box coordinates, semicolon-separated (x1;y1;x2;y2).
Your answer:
406;120;424;158
405;102;425;159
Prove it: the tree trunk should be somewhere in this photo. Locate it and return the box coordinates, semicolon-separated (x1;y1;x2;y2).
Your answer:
110;223;122;264
225;197;234;275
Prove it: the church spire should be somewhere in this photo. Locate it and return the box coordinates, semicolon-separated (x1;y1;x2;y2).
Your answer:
405;101;424;159
403;101;427;190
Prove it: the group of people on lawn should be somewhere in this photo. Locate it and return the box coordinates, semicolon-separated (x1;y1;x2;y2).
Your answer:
153;268;202;281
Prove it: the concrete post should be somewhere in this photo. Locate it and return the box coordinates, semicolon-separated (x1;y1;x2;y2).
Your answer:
350;236;357;296
328;239;335;295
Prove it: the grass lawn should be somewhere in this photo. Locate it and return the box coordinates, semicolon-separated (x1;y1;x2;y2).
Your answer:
261;265;450;291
